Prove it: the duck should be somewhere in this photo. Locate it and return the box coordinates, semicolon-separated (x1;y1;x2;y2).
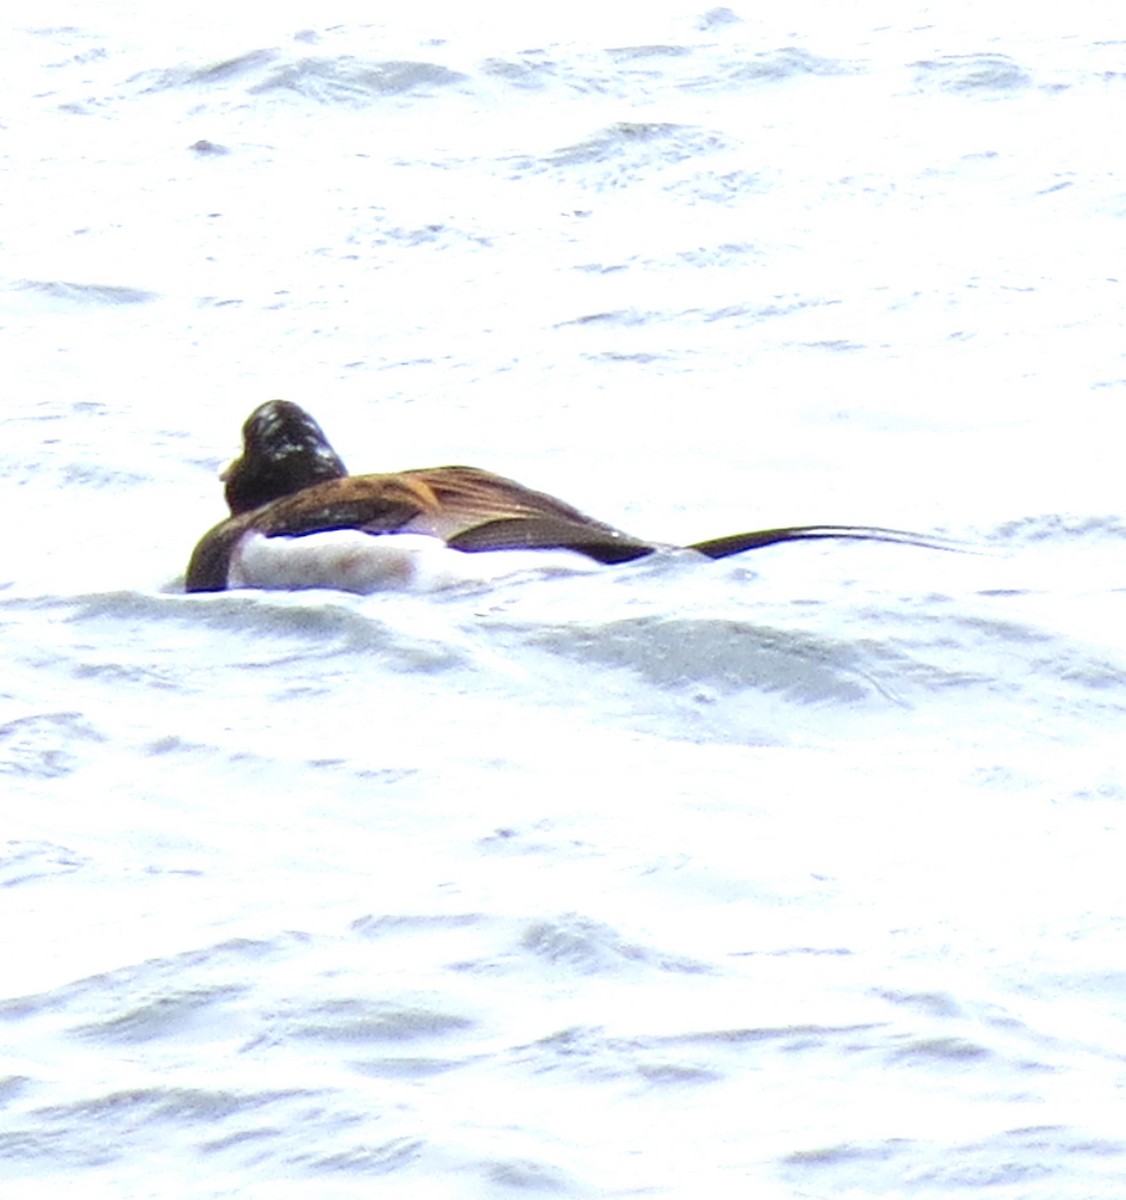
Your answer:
185;399;952;594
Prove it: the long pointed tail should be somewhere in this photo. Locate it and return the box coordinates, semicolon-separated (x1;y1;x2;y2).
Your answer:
688;524;964;560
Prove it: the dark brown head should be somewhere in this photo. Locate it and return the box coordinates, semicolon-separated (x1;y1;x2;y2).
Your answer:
222;400;349;515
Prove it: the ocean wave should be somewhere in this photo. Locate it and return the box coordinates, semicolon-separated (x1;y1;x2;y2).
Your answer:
0;712;106;780
6;280;159;308
508;121;731;190
989;513;1126;543
912;53;1035;95
134;49;471;105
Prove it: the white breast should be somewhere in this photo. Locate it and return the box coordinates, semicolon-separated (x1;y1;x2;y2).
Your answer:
227;530;600;594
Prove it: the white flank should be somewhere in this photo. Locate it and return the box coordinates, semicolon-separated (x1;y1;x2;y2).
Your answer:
227;529;601;593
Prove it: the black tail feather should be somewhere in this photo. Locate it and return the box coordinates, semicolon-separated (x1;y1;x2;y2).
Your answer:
688;524;964;560
450;517;966;564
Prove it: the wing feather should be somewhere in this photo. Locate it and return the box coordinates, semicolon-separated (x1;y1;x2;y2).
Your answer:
689;524;964;559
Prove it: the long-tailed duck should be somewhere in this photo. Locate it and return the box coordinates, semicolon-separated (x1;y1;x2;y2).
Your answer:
186;400;951;593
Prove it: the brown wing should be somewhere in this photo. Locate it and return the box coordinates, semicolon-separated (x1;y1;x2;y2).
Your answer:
448;517;656;563
399;466;658;560
250;475;441;537
399;466;623;526
184;468;653;591
185;475;440;592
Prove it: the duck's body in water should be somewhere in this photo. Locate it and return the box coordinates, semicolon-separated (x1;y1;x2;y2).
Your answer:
186;400;957;594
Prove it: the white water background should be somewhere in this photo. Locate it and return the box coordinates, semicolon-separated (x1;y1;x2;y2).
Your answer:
3;4;1126;1196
